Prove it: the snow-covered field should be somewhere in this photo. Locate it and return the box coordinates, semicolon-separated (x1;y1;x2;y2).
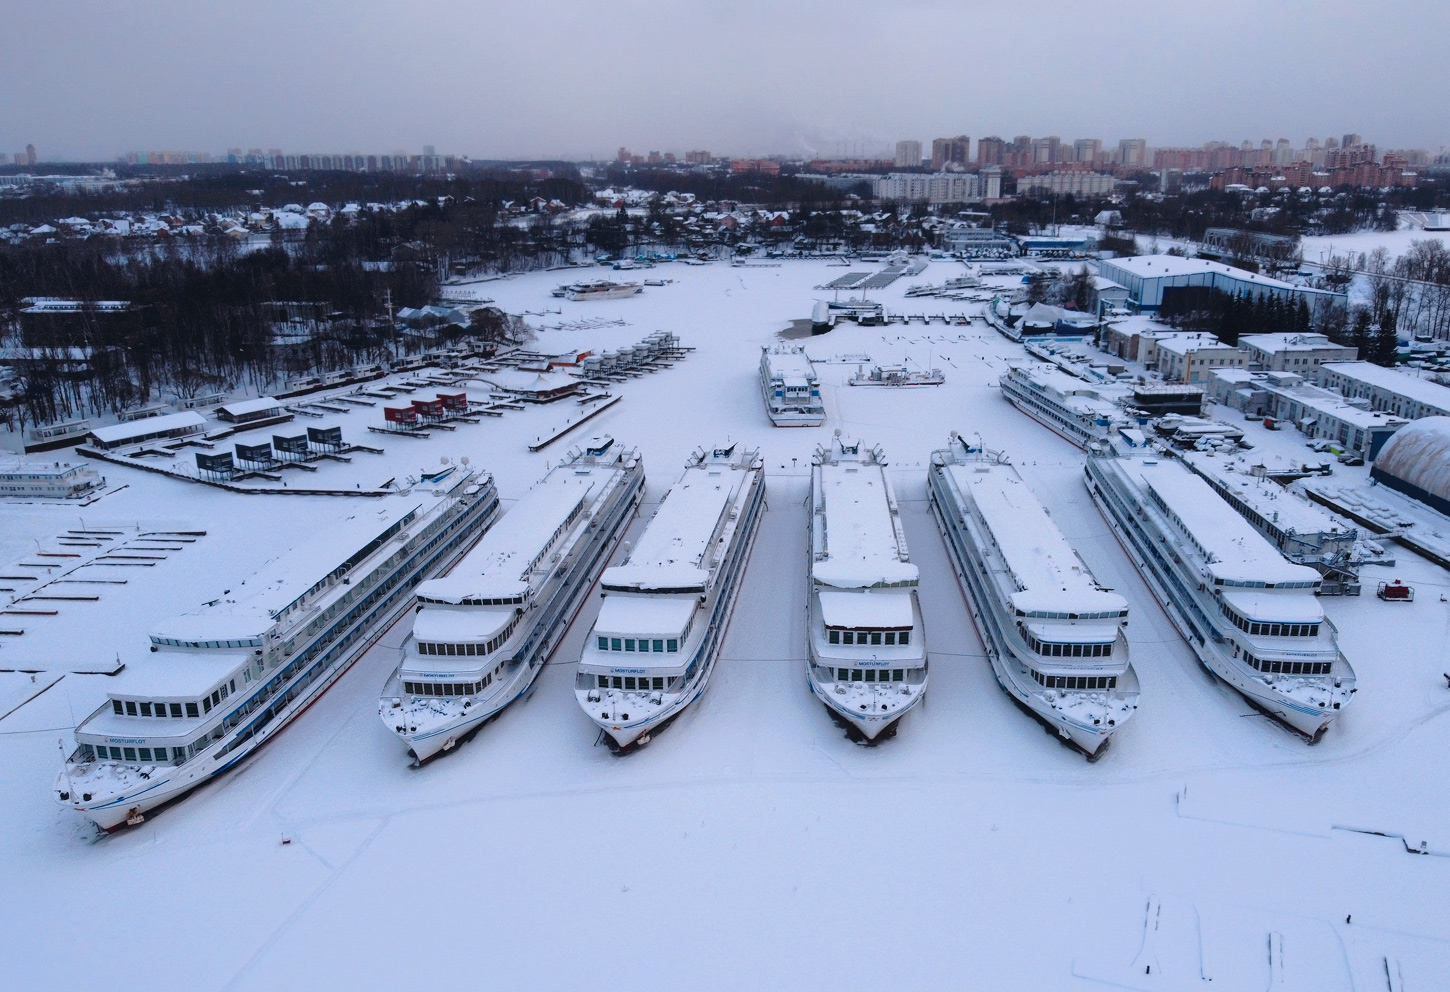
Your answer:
3;259;1448;990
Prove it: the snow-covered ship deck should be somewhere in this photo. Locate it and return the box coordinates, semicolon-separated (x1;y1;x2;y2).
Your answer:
382;439;643;760
929;438;1138;756
577;442;764;751
1086;442;1355;737
807;436;926;742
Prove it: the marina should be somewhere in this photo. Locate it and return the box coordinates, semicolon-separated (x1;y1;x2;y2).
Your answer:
1085;432;1356;738
576;441;764;752
806;435;926;742
380;437;643;761
929;435;1139;756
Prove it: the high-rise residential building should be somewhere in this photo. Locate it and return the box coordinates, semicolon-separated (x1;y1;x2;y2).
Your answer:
685;150;711;164
981;165;1003;200
1073;138;1102;164
977;136;1005;166
931;135;971;170
25;144;37;166
1342;134;1362;150
895;140;923;168
1118;138;1146;167
617;146;631;163
1031;136;1061;164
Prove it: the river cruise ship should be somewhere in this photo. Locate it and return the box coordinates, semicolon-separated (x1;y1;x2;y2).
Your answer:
576;442;764;752
999;363;1138;450
807;435;926;742
929;434;1139;756
760;344;826;426
381;438;643;762
1085;433;1356;738
56;471;500;829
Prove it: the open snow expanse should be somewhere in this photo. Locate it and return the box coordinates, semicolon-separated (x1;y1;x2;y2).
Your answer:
3;259;1449;990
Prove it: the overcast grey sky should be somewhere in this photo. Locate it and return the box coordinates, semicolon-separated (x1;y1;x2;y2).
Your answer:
3;0;1445;161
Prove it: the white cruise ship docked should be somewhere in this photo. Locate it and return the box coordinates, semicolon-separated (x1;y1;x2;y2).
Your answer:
55;472;500;830
807;435;926;742
759;344;826;426
381;437;644;762
929;435;1139;756
1085;433;1356;738
999;363;1135;450
576;442;764;752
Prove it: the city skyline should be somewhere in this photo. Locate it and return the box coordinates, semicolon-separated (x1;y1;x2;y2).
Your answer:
3;0;1449;162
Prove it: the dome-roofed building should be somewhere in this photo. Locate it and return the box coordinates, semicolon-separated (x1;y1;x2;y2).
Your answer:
1369;416;1450;516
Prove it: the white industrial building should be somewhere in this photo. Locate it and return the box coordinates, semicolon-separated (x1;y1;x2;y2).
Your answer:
1154;332;1248;383
1239;333;1357;378
1206;368;1407;458
1097;255;1343;314
1319;361;1450;420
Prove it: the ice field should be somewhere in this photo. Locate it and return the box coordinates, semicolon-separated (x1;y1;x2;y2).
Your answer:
2;258;1448;990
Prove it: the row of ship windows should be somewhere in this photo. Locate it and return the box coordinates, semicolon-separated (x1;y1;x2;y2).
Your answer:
597;636;680;653
1023;634;1114;658
406;661;505;697
1243;651;1332;676
1220;602;1320;638
827;629;911;646
419;595;523;607
1016;609;1127;620
597;675;668;691
87;744;182;764
1030;671;1119;691
151;637;262;649
416;616;517;656
834;668;907;683
87;506;474;770
405;675;492;696
1213;577;1317;589
112;679;236;719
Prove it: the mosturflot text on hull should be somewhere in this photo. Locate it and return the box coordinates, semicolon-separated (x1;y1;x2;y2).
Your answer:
381;436;644;762
807;434;927;742
929;433;1139;757
56;471;500;830
1085;431;1355;739
576;441;765;752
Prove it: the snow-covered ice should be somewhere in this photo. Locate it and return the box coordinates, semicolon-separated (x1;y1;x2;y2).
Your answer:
2;258;1448;990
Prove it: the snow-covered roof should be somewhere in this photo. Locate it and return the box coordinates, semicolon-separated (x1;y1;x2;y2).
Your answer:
812;459;919;589
762;345;817;381
946;460;1125;618
150;500;429;649
602;460;746;592
593;595;696;638
88;410;205;445
215;396;281;418
1222;590;1324;624
818;589;913;629
1239;333;1342;355
1132;459;1319;586
410;607;512;644
1322;362;1450;412
1372;417;1450;504
1181;452;1350;538
418;476;592;603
